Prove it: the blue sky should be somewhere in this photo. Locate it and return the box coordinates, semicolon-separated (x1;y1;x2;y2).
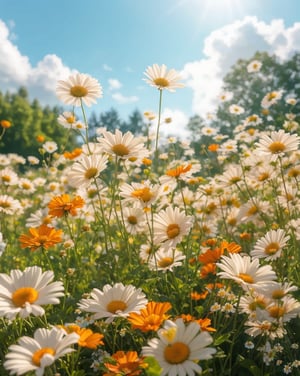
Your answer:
0;0;300;137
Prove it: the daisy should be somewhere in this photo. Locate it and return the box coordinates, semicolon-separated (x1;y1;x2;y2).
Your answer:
255;130;300;157
244;114;263;127
25;209;53;228
143;64;184;92
153;206;193;248
229;104;245;115
48;194;85;218
67;154;108;188
142;318;216;376
78;283;148;323
250;229;290;261
217;164;244;187
128;301;172;332
120;206;146;234
120;180;161;208
56;72;103;107
57;111;77;129
147;247;186;272
0;167;18;185
4;327;79;376
216;253;277;293
0;195;23;215
0;266;64;319
218;91;233;102
97;129;149;160
18;178;36;194
19;224;63;251
42;141;58;154
247;60;262;73
265;296;300;323
261;90;283;108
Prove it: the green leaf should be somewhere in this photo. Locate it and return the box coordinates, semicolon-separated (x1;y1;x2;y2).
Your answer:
144;356;162;376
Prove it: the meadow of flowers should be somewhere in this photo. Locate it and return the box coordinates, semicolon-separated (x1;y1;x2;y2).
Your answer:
0;62;300;376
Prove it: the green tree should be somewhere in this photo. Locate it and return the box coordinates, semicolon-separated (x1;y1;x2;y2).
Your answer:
122;109;146;135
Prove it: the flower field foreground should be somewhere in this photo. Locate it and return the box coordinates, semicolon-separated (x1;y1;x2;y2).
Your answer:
0;62;300;376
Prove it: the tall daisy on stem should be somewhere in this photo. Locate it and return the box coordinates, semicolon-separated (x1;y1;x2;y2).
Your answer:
143;64;184;168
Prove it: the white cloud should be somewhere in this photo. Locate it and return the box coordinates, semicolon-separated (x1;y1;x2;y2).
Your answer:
182;16;300;117
0;19;74;105
112;92;139;104
157;108;190;140
103;63;113;71
108;78;122;90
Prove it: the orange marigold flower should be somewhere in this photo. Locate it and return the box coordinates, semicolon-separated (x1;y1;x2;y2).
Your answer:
196;318;216;332
63;148;82;160
127;301;172;332
63;324;104;349
200;263;217;278
202;238;218;247
36;134;45;143
104;351;147;376
220;240;241;254
198;247;223;264
142;157;152;166
0;120;12;128
205;282;224;291
19;224;63;251
190;290;208;300
48;194;85;218
166;163;192;178
240;232;252;241
208;144;219;152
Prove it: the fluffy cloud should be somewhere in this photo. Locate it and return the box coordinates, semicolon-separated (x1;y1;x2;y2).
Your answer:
108;78;122;90
152;108;190;140
0;20;74;105
111;92;139;104
182;16;300;117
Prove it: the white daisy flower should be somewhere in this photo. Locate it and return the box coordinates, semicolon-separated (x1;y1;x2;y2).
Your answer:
57;111;77;129
4;327;79;376
255;130;300;157
78;282;148;323
0;167;18;186
43;141;58;154
67;154;108;188
0;195;23;215
0;266;64;319
143;64;184;92
97;129;149;160
216;253;277;293
153;206;194;248
142;318;216;376
251;229;290;261
147;247;186;272
56;72;103;107
119;180;161;208
120;206;146;235
261;90;283;108
247;60;262;73
229;104;245;115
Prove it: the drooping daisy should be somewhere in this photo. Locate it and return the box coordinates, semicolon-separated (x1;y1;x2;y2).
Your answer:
4;327;79;376
250;229;290;261
128;301;172;332
19;224;63;251
255;130;300;157
142;318;216;376
216;253;277;293
265;295;300;323
48;194;85;218
78;283;148;323
147;247;186;272
153;206;193;248
0;266;64;319
67;154;108;188
97;129;149;161
56;73;103;107
143;64;184;92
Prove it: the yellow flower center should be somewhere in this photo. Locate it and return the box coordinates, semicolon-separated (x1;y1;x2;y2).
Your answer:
268;306;285;318
153;78;169;87
246;206;258;216
164;342;190;364
12;287;39;307
32;347;56;366
127;215;137;225
84;167;98;180
238;273;254;284
272;289;285;299
2;175;11;182
158;257;174;268
258;172;270;181
131;187;153;202
112;144;130;156
107;300;127;313
0;201;11;208
166;224;180;239
268;141;285;154
265;242;280;255
267;92;277;100
70;85;88;98
66;115;76;123
249;298;267;311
